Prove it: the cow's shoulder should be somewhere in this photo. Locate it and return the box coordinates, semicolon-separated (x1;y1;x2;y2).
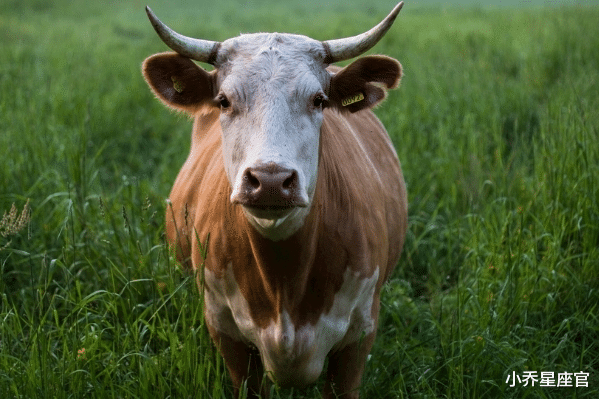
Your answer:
319;108;407;279
166;108;229;268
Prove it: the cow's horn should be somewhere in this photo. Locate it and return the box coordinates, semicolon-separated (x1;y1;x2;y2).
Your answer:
145;6;221;65
322;1;403;64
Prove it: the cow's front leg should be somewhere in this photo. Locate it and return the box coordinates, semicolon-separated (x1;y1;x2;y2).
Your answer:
323;332;376;399
206;322;268;398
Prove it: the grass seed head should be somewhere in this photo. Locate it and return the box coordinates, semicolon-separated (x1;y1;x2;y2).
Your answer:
0;199;31;248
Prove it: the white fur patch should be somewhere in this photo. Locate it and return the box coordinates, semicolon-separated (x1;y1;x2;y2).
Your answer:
204;263;379;386
216;33;329;242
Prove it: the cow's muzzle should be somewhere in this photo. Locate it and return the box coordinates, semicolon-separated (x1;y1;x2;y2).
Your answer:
231;162;309;216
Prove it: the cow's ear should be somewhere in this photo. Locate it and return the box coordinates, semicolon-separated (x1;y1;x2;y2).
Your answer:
328;55;401;113
142;52;217;114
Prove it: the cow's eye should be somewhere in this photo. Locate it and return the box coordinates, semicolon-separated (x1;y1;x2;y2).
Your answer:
216;93;230;109
312;93;327;109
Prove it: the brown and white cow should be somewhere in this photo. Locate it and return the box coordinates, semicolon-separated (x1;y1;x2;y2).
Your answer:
142;2;407;397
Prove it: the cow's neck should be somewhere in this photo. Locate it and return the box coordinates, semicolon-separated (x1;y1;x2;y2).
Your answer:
241;200;321;315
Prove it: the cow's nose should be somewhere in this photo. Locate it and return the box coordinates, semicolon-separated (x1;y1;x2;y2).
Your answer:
231;162;308;209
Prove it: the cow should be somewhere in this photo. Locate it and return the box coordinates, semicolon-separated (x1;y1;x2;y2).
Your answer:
142;2;407;397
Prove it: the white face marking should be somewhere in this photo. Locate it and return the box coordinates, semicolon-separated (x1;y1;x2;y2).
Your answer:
215;33;330;240
242;206;309;242
204;264;379;386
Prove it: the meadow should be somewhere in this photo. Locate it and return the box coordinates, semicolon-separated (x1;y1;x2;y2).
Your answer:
1;0;598;397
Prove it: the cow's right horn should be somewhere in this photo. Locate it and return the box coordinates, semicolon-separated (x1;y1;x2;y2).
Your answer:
322;1;403;64
145;6;221;65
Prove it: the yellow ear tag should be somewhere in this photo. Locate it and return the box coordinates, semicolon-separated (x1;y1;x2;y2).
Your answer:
341;92;365;107
171;76;185;93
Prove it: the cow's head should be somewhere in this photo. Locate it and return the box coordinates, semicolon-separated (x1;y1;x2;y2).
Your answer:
143;2;403;240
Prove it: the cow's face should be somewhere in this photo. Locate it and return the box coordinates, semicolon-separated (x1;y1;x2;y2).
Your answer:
142;8;402;240
214;34;329;238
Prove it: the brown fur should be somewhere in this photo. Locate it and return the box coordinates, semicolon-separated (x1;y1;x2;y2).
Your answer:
143;53;217;113
144;53;407;398
328;55;402;113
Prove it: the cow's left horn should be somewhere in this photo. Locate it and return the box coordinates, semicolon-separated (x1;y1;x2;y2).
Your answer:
322;1;403;64
145;6;221;65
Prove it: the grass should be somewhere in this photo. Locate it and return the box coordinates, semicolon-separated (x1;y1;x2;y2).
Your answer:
1;0;598;397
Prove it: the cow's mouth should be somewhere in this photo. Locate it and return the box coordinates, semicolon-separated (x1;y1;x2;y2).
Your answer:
248;204;295;211
243;204;296;220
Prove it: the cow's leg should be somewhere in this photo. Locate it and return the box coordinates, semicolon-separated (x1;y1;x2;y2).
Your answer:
206;323;268;398
323;332;376;399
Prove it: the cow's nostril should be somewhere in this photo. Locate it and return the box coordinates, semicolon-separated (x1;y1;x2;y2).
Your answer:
282;171;297;190
245;170;261;190
232;164;308;208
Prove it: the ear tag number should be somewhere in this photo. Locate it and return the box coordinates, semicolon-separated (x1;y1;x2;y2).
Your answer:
342;92;365;107
171;76;185;93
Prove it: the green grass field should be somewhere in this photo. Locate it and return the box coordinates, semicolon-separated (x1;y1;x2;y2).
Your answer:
1;0;598;397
